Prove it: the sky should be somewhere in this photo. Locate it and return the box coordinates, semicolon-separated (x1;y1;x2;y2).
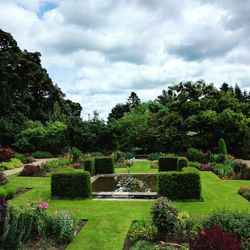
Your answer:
0;0;250;119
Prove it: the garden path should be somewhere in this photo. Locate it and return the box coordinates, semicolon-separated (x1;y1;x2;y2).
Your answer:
3;158;57;176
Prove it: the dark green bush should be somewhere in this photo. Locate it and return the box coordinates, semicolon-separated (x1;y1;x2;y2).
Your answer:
84;158;95;176
148;152;162;161
124;152;135;160
95;157;114;174
32;151;53;158
177;157;188;171
158;167;201;200
51;170;91;198
70;147;83;163
158;156;178;171
187;147;203;162
218;138;227;155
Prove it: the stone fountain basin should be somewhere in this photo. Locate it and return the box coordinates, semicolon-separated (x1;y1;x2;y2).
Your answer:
91;173;158;199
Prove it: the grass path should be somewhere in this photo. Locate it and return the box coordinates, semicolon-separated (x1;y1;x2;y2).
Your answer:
7;161;250;250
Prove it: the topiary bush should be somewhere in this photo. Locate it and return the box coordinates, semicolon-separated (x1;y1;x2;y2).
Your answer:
0;172;8;185
151;197;178;233
177;157;188;171
218;138;227;155
19;165;44;177
84;158;95;176
95;157;114;174
51;170;91;198
158;156;178;171
158;167;201;200
187;147;203;162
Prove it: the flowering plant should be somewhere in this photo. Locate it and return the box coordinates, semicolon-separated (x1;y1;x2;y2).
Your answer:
32;198;49;214
73;162;82;169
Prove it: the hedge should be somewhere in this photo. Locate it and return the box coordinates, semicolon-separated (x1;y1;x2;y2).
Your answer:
158;167;201;200
84;158;95;176
158;156;178;171
95;157;114;174
51;170;91;198
177;157;188;171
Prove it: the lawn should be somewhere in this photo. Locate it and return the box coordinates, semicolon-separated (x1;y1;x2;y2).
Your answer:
7;161;250;250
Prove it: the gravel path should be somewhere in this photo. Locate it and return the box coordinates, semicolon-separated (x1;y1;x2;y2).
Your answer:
3;158;57;176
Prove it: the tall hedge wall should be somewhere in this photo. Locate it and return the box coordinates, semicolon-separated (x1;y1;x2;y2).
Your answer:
84;158;95;176
95;157;114;174
158;156;178;171
158;167;201;200
51;170;91;198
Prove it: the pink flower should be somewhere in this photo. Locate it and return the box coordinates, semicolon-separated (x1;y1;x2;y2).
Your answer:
43;202;49;209
38;204;43;209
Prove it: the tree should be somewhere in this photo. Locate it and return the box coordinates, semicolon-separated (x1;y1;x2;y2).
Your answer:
127;92;141;108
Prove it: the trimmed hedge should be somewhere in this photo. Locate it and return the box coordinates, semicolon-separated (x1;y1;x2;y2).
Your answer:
158;156;178;171
84;158;95;176
158;167;201;200
51;170;91;198
95;157;114;174
177;157;188;171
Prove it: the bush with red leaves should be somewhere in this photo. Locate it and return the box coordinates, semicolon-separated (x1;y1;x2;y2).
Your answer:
0;148;13;162
19;165;44;177
191;225;240;250
199;163;213;171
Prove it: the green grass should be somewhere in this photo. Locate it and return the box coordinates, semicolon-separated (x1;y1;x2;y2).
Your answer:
6;161;250;250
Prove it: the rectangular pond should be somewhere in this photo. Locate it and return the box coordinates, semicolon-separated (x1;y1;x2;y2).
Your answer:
92;174;157;199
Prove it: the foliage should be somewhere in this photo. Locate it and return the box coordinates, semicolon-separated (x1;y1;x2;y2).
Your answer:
0;158;23;170
0;148;13;162
232;160;247;179
128;220;157;243
5;186;16;200
238;186;250;201
158;156;178;171
84;158;95;176
70;147;83;162
13;152;33;164
198;163;213;171
148;152;162;161
209;153;225;163
124;151;135;160
218;138;228;155
130;240;155;250
177;157;188;171
151;197;178;232
202;209;250;239
95;157;114;174
0;188;7;199
192;225;240;250
19;164;44;177
187;147;203;162
32;151;53;158
0;172;8;185
188;161;200;169
51;170;91;198
158;167;201;200
41;157;71;173
211;162;233;177
0;198;8;232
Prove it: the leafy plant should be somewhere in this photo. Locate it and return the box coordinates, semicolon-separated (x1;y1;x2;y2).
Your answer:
70;147;83;163
41;157;71;173
232;160;247;179
0;188;7;199
0;148;13;162
128;220;157;243
5;186;16;200
151;197;178;233
187;148;203;162
0;172;8;185
124;151;135;160
130;240;155;250
32;151;53;158
192;225;240;250
19;165;44;177
148;152;162;161
0;158;23;170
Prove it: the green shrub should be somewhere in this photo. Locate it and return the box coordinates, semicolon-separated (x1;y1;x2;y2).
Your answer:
128;220;157;243
5;186;16;200
130;240;155;250
41;157;71;173
177;157;188;171
218;138;227;155
95;157;114;174
202;209;250;239
158;167;201;200
0;188;7;198
232;160;247;179
70;147;83;163
124;152;135;160
188;161;200;169
187;147;203;162
32;151;53;158
151;197;178;232
209;153;225;163
84;158;95;176
0;158;23;170
211;162;233;177
0;172;8;185
148;152;162;161
158;156;178;171
51;170;91;198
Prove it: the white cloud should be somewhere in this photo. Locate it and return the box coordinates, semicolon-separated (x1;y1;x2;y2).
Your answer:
0;0;250;119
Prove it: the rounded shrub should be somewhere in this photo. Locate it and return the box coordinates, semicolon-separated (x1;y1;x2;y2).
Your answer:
151;197;178;233
187;147;203;162
177;157;188;171
0;188;7;199
6;186;16;200
218;138;227;155
20;165;43;177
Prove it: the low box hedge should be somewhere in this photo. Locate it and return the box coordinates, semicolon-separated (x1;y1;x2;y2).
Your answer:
158;167;201;200
95;156;114;174
177;157;188;171
158;156;178;171
84;158;95;176
51;170;91;198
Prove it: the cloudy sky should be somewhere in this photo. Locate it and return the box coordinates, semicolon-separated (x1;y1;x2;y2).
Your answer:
1;0;250;119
